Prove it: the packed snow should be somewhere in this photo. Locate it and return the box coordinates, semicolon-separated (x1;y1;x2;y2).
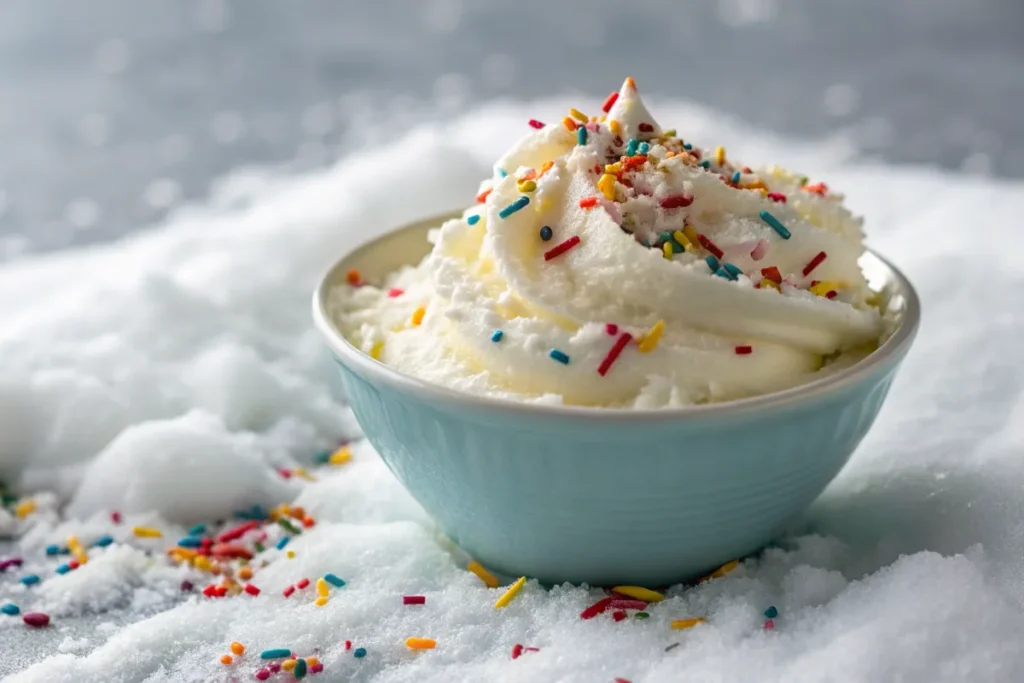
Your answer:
1;96;1023;682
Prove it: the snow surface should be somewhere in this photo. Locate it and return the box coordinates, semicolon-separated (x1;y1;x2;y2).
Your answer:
1;96;1024;682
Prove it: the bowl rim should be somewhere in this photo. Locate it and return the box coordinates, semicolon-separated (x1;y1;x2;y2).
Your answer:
313;211;921;421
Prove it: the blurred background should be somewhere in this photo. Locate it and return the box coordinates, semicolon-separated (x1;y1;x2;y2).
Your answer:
1;0;1021;260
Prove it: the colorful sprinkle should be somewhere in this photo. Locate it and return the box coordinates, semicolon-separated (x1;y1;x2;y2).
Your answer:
405;637;437;650
765;606;779;619
697;234;724;259
671;617;707;630
22;612;50;628
759;211;791;239
612;586;665;603
609;599;648;610
577;127;588;145
494;576;527;609
635;612;650;620
637;321;665;354
511;644;524;659
722;262;743;278
261;649;292;660
243;583;260;596
411;306;426;326
490;330;503;342
403;595;426;605
45;545;60;556
767;192;787;203
544;235;581;261
579;196;599;209
569;107;588;123
499;196;530;219
345;269;362;286
802;251;827;276
132;526;162;538
327;446;352;465
764;619;776;630
467;561;499;588
562;117;577;131
625;139;638;156
638;141;650;154
549;349;570;365
602;92;619;112
659;194;693;209
731;171;741;184
281;659;297;672
293;658;308;678
19;574;39;586
598;332;633;377
275;537;289;550
518;180;537;193
705;255;720;272
220;654;233;665
14;499;36;519
528;119;545;129
316;578;329;597
598;173;617;200
714;146;726;165
750;239;768;261
609;119;622;136
354;647;367;658
606;323;619;335
539;225;553;241
735;345;753;355
1;603;19;616
760;266;782;283
580;597;614;620
699;159;711;169
467;214;480;226
476;188;493;204
255;669;270;681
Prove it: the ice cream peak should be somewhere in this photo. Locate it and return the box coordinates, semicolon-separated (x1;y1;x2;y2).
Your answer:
333;79;886;408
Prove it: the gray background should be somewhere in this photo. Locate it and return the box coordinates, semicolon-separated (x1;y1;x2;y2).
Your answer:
0;0;1022;259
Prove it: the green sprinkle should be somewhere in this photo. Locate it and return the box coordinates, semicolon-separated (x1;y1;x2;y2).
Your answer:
635;611;650;620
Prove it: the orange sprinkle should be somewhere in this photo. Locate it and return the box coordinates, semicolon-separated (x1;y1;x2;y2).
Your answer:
579;197;599;209
230;642;245;656
519;168;537;181
238;566;253;581
405;637;437;650
562;117;578;131
411;307;426;326
538;160;554;178
622;155;648;171
220;655;233;665
345;269;362;286
467;560;500;588
476;187;493;203
306;657;320;667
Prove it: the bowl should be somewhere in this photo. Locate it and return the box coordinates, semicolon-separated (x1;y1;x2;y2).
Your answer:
313;212;920;586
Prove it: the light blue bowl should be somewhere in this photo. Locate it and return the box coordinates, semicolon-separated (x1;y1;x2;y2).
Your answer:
313;213;920;586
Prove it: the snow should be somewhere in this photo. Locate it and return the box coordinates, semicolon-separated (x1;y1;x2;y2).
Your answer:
2;96;1024;682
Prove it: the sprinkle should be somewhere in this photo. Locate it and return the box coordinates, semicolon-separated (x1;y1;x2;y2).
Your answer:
722;263;743;278
750;239;768;261
476;188;493;203
499;196;530;219
700;160;711;169
255;669;270;681
494;576;527;609
809;280;840;297
316;578;329;597
294;658;308;678
704;255;720;273
314;596;327;607
2;603;19;616
296;578;310;590
735;345;753;355
511;644;524;659
220;655;233;665
767;192;787;203
706;559;740;580
328;446;352;465
764;619;776;630
714;146;726;165
764;606;779;619
305;657;320;668
544;235;581;261
731;171;741;184
664;643;681;652
577;127;587;145
611;586;665;603
19;574;39;586
598;173;617;200
518;180;537;192
697;234;724;259
497;168;507;177
625;139;638;156
466;214;480;226
802;251;827;276
178;536;202;548
354;647;367;658
569;107;588;123
760;266;782;284
403;595;426;605
282;585;295;598
659;194;693;209
45;545;59;556
55;563;71;575
490;330;504;342
562;117;577;131
682;224;699;246
281;659;297;672
286;550;296;559
609;119;622;136
133;526;162;538
637;321;665;354
275;537;289;551
406;637;437;650
345;269;362;287
548;349;570;365
528;119;545;129
238;566;253;581
539;225;553;241
598;332;633;377
635;612;650;620
759;210;791;239
609;599;648;610
638;141;650;154
408;307;426;327
671;617;707;630
579;196;599;209
602;92;619;112
23;612;50;628
467;561;499;588
611;610;627;622
243;583;260;596
14;499;36;518
323;573;345;588
580;597;614;619
606;323;618;335
662;243;673;259
538;160;554;178
804;182;828;195
261;649;292;660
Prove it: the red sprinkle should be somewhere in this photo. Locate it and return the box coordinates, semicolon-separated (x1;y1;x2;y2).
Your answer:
802;251;827;277
580;597;614;620
579;197;599;209
511;644;524;660
68;560;80;570
302;516;315;529
735;345;753;355
612;610;628;622
403;595;426;605
544;235;581;261
296;578;311;590
804;182;828;195
212;543;253;560
608;599;647;610
244;583;260;596
615;679;633;683
345;269;362;287
825;290;838;299
697;234;724;259
767;192;787;203
621;155;648;171
216;521;258;544
387;288;404;298
659;194;693;209
202;585;217;598
528;119;545;129
638;122;654;133
601;92;619;113
760;266;782;283
311;663;324;673
598;332;633;377
282;585;296;598
605;323;619;335
525;647;540;653
278;468;292;479
214;585;228;597
345;640;352;651
255;669;271;681
110;511;122;524
476;188;493;204
764;619;775;630
180;580;194;592
22;612;49;628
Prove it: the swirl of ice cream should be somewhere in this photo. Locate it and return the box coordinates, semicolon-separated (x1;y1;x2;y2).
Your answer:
334;78;884;408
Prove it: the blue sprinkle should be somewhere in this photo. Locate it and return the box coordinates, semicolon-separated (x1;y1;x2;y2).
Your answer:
187;524;206;537
498;196;530;219
765;605;779;619
45;544;60;556
577;127;587;145
715;268;737;281
261;648;292;660
705;255;721;272
625;139;638;156
759;210;791;239
683;143;693;150
638;141;650;154
178;536;202;548
324;573;346;588
314;450;331;464
93;535;114;548
55;563;70;575
1;603;19;616
731;171;741;183
20;574;39;586
491;330;503;343
496;168;507;178
467;214;480;226
722;262;743;278
353;647;367;659
539;225;553;241
549;349;570;365
275;537;289;550
700;160;711;169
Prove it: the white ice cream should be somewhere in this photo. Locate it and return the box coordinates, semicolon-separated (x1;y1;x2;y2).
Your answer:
333;78;884;407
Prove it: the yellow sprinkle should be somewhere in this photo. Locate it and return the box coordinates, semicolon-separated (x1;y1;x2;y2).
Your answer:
293;467;316;482
672;230;691;249
467;561;500;588
315;596;328;607
411;306;426;326
405;637;437;650
597;114;607;123
230;642;245;656
662;243;673;260
681;224;699;246
14;499;36;519
305;657;320;667
286;550;296;559
758;280;780;292
494;576;527;609
568;107;588;123
132;526;162;538
317;577;329;597
637;320;665;354
609;119;622;136
517;180;537;193
598;173;617;201
194;555;212;572
612;585;666;603
220;654;233;665
604;162;622;174
714;146;726;166
662;128;676;138
671;617;707;630
809;281;840;297
281;659;297;672
328;445;352;466
705;560;740;581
